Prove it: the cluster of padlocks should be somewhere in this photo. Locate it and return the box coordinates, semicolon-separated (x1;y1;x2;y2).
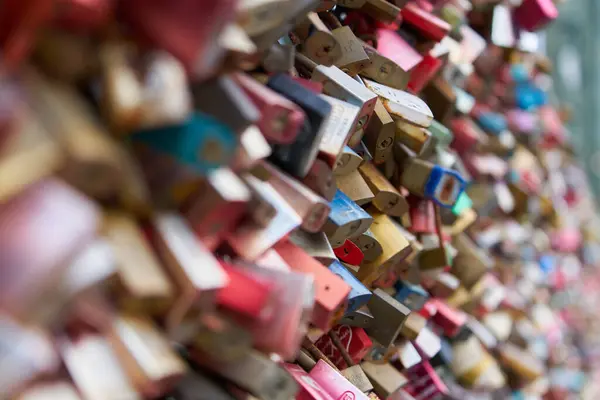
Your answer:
3;0;600;399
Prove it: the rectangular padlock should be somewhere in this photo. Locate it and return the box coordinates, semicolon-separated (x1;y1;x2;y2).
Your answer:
328;260;371;313
108;313;188;398
359;162;408;217
237;0;292;37
267;73;333;178
394;340;422;370
400;3;451;42
360;42;410;91
237;263;314;359
341;365;374;394
183;167;250;251
334;145;364;176
357;209;412;284
297;12;342;66
255;161;330;233
400;311;427;341
228;175;302;260
315;325;373;369
363;78;433;129
192;312;253;361
262;43;295;74
131;111;238;176
289;229;337;266
361;362;409;399
395;119;433;156
311;65;378;145
15;381;82;400
375;29;423;76
0;104;63;204
0;316;60;397
407;54;444;95
362;99;395;165
192;76;259;134
275;240;350;330
302;159;337;202
120;0;237;79
365;288;411;347
60;335;140;400
309;360;370;400
513;0;558;32
400;158;465;208
394;281;429;311
451;233;492;289
421;76;455;124
331;26;372;76
190;350;298;400
151;212;229;331
318;94;361;168
412;326;442;360
283;363;335;400
428;272;460;298
324;189;373;248
402;360;448;400
217;262;275;320
361;0;401;23
170;372;236;400
336;169;375;206
0;179;100;323
103;212;174;316
233;72;304;144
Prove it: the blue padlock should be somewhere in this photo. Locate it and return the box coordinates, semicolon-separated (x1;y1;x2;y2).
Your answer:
327;260;371;313
424;165;466;208
325;189;373;247
394;281;429;311
131;112;237;175
476;111;507;135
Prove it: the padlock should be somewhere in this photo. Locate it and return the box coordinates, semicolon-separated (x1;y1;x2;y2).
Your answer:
357;208;412;284
362;100;395;165
151;212;229;332
400;158;465;208
0;179;100;323
421;76;455;124
315;325;373;369
407;54;444;95
296;12;342;66
303;159;337;201
394;281;429;311
513;0;558;32
402;360;449;400
451;233;492;289
336;169;375;206
60;335;140;400
255;161;330;233
192;312;254;361
350;229;383;263
318;95;361;168
237;0;293;37
394;340;422;370
217;262;275;320
233;72;305;144
120;0;237;79
359;162;409;216
311;65;377;145
275;241;350;330
365;289;411;347
328;260;371;313
227;177;302;259
333;240;365;266
103;212;174;316
334;146;364;176
262;43;296;74
361;362;409;399
337;307;375;329
331;26;372;76
401;3;450;42
325;330;374;394
183;168;250;250
309;360;370;400
363;78;433;128
108;313;187;398
267;73;333;178
360;43;410;91
394;119;433;156
290;229;337;266
324;189;373;248
191;350;298;400
361;0;401;23
283;363;335;400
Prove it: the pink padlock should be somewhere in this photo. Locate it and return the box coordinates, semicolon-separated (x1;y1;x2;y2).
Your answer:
284;363;335;400
513;0;559;32
309;360;370;400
